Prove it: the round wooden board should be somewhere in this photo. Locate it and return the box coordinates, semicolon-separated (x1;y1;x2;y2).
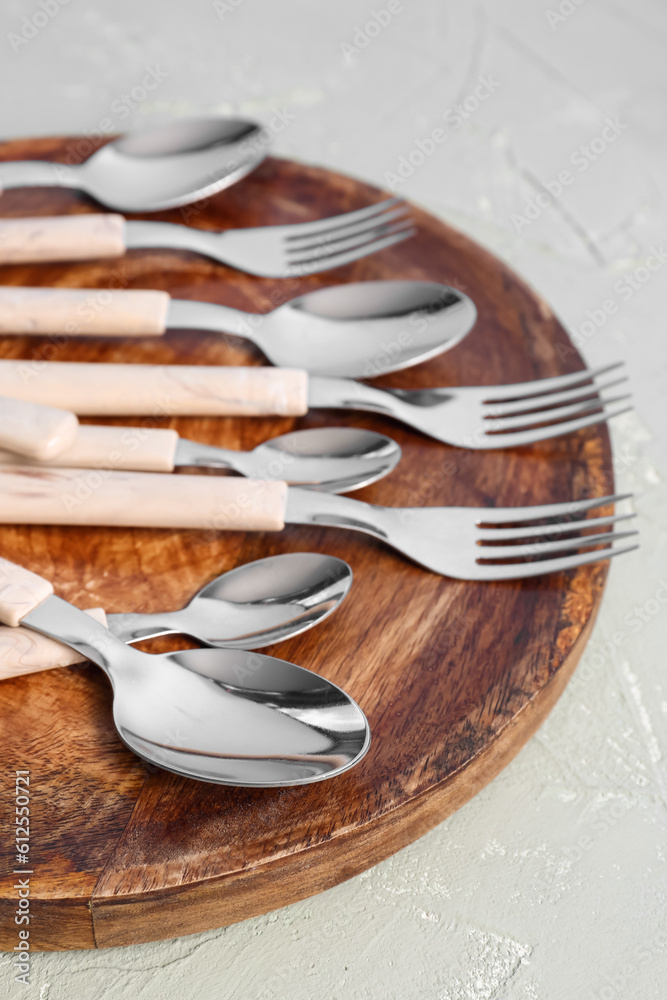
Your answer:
0;137;613;951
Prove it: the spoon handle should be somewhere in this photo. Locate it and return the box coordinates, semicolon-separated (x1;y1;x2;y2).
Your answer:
0;557;53;626
0;215;126;265
0;160;73;191
0;467;288;530
0;396;78;460
0;608;107;679
0;556;111;675
0;287;169;337
0;360;308;417
0;424;180;472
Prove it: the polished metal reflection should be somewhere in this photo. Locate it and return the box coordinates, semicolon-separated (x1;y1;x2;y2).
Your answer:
0;117;267;212
22;593;370;787
174;427;401;492
166;279;476;377
107;552;353;647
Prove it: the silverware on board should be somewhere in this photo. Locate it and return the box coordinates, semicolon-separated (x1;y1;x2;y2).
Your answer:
0;556;370;787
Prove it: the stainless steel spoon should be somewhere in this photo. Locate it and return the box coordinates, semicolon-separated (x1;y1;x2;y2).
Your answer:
0;553;353;682
0;280;477;379
169;280;476;377
1;558;370;786
0;426;401;494
175;426;402;491
0;117;268;212
108;552;353;648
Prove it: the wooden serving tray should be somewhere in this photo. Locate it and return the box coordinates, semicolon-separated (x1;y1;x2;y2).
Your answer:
0;136;612;951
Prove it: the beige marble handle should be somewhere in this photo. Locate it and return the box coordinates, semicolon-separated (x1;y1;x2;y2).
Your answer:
0;608;107;678
0;424;180;472
0;395;79;459
0;215;126;264
0;557;54;627
0;467;288;531
0;361;309;416
0;287;169;336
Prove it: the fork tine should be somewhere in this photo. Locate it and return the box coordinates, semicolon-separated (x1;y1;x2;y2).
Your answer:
480;363;624;402
484;393;632;432
285;226;417;276
282;198;406;241
285;206;411;248
477;512;636;541
471;403;633;448
476;492;631;522
288;219;415;263
471;542;639;580
476;528;638;559
484;376;629;418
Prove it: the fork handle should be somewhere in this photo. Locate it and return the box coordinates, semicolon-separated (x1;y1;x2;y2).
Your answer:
0;396;79;460
0;468;288;532
0;215;126;264
0;361;309;416
0;287;169;336
0;607;107;677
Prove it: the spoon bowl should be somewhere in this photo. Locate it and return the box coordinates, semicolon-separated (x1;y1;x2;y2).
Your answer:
234;426;402;491
18;589;370;787
0;117;268;212
115;645;371;786
239;280;477;377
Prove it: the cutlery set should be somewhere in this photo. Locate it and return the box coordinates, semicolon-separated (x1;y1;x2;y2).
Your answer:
0;555;368;786
0;116;638;788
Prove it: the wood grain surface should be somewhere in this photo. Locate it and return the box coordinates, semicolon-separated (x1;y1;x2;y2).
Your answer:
0;136;614;951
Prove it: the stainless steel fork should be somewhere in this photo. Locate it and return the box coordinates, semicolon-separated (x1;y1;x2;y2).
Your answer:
0;199;416;276
285;490;638;579
0;463;637;579
308;362;632;447
0;360;630;449
0;466;636;580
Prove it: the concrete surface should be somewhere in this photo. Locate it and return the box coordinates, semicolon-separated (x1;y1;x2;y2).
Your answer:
1;1;666;997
